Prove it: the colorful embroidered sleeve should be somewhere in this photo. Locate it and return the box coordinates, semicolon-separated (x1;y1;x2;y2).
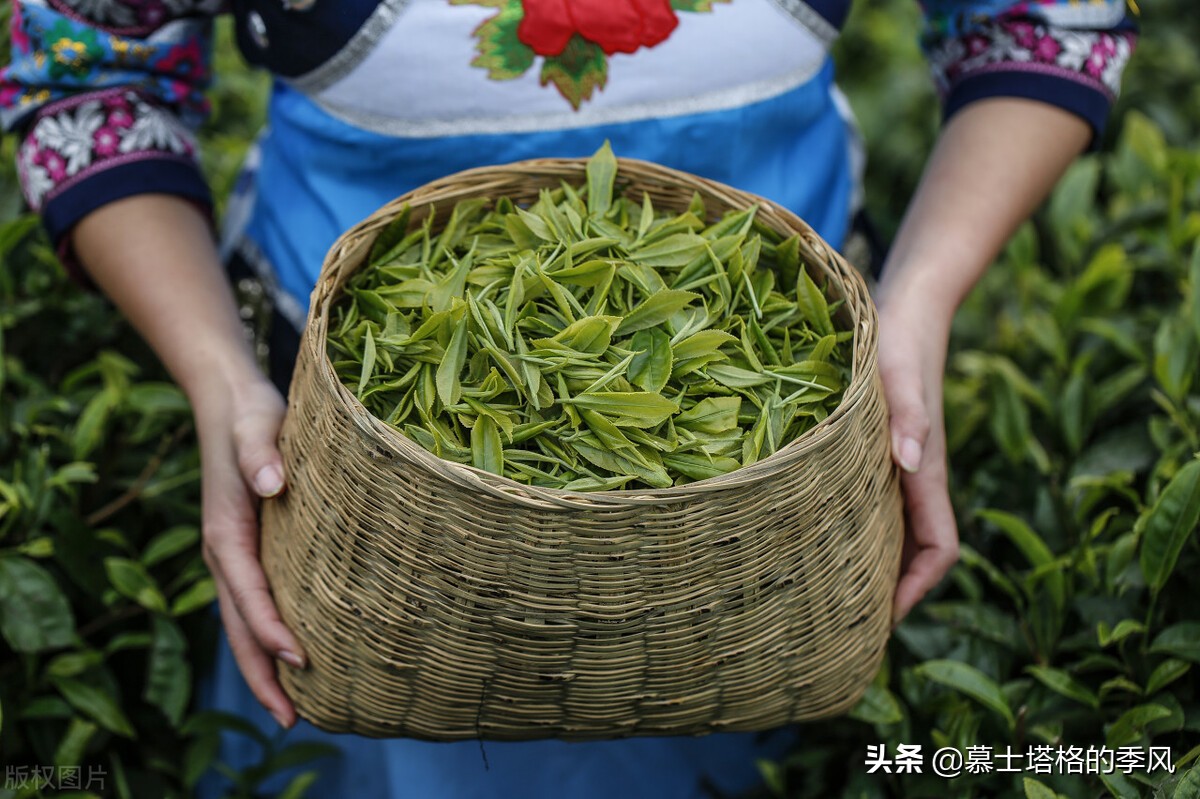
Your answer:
919;0;1138;139
0;1;223;263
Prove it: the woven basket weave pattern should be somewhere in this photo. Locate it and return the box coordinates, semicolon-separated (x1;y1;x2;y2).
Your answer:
261;158;904;741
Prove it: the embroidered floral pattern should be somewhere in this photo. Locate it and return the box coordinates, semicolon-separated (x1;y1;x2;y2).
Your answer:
518;0;679;57
45;19;106;79
47;0;227;35
11;4;34;55
453;0;730;110
17;88;197;210
1;3;211;131
926;18;1135;100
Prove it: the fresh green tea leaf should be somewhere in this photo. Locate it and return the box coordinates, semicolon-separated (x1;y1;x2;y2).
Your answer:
1139;457;1200;593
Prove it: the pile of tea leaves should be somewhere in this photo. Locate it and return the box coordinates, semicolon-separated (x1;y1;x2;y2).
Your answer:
328;144;853;491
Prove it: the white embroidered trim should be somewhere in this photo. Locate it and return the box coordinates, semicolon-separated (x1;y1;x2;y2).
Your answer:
18;89;197;209
767;0;838;47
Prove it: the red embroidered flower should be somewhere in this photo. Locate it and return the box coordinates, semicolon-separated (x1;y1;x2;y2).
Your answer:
156;39;208;79
1032;34;1062;63
1007;21;1036;50
39;150;67;181
93;126;121;157
517;0;679;57
11;4;32;55
107;106;134;128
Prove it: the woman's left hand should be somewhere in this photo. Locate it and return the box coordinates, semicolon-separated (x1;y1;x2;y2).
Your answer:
875;296;959;624
866;99;1094;623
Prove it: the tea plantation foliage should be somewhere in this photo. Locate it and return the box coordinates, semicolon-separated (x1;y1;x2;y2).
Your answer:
1;3;1198;798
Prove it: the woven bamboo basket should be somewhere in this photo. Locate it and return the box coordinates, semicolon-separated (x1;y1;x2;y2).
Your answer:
260;157;904;741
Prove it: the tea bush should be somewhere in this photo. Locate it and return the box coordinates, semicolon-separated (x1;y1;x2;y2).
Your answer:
1;4;1197;799
762;109;1200;799
760;3;1200;797
0;21;334;799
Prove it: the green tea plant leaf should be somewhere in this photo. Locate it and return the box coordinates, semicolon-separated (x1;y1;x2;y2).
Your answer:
1139;457;1200;593
104;557;168;614
1146;659;1190;695
915;659;1015;728
1024;777;1060;799
0;555;76;652
1025;666;1100;709
627;328;673;393
1151;623;1200;663
52;676;136;739
1190;242;1200;345
1173;765;1200;799
1099;770;1144;799
140;526;199;567
586;139;617;217
53;717;99;768
848;682;904;726
976;510;1064;610
1106;703;1173;748
145;616;190;727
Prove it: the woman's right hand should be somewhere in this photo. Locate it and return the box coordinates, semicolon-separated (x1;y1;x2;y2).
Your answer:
194;371;307;729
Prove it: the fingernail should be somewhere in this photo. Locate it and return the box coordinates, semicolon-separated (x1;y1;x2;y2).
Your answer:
898;437;923;473
278;649;305;669
254;465;285;497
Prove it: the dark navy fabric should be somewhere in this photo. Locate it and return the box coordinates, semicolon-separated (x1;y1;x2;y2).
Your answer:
943;70;1113;145
803;0;851;29
232;0;379;77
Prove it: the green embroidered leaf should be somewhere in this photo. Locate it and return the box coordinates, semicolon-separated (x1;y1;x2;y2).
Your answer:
540;35;608;110
470;2;535;80
671;0;731;11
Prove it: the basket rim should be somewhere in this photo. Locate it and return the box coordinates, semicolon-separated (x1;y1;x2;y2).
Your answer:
295;156;883;510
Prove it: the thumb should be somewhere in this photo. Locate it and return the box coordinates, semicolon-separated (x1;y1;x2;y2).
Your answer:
883;368;931;475
232;397;288;498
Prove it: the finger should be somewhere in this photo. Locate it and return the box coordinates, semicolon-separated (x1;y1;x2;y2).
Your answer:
206;527;308;671
892;466;959;623
232;396;288;498
879;362;931;475
215;578;297;729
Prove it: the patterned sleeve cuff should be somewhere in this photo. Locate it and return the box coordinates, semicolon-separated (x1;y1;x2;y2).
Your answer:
927;20;1137;143
16;87;212;282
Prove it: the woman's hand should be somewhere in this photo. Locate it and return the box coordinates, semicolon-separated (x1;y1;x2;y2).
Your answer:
875;296;958;623
870;99;1092;622
194;372;306;729
72;195;309;727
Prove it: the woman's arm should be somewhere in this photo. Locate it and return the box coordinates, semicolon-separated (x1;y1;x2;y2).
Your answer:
5;3;305;727
73;195;305;728
878;98;1090;621
883;0;1138;620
